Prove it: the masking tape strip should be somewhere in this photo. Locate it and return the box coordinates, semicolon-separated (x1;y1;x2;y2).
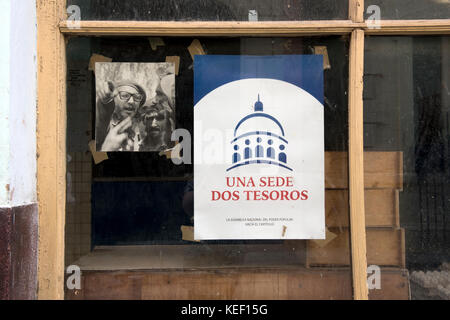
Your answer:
309;228;338;248
188;39;206;61
88;140;109;164
166;56;181;75
181;226;199;242
158;142;181;160
88;54;112;71
149;37;165;51
314;46;331;70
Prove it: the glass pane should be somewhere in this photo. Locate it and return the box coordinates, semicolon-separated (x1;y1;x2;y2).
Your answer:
64;36;352;300
67;0;348;21
365;0;450;20
364;35;450;300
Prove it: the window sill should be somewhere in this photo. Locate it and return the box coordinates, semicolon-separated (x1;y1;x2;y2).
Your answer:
72;243;307;271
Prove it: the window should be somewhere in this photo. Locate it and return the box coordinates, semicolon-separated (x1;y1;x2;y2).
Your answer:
65;35;353;299
365;0;450;20
364;35;450;300
67;0;349;21
36;0;450;300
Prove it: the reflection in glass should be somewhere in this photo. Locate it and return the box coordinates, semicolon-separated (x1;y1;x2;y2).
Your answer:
67;0;348;21
65;36;352;300
365;0;450;20
364;36;450;300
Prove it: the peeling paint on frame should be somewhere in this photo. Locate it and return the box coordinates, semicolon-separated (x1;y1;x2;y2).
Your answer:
37;0;67;300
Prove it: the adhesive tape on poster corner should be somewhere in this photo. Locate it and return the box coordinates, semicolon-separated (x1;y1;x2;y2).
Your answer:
309;228;337;248
88;54;112;72
88;140;108;164
188;39;206;61
165;56;180;75
181;226;199;242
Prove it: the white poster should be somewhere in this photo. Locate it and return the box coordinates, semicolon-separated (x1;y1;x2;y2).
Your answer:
194;55;324;240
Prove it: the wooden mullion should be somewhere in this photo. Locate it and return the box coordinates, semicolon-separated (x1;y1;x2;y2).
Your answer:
37;0;67;299
349;0;364;23
348;29;368;300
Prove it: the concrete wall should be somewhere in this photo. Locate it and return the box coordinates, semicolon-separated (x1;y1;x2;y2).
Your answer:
0;0;37;207
0;0;11;205
9;0;37;207
0;0;38;300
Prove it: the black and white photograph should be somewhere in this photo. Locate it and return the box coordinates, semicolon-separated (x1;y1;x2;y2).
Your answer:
95;62;175;152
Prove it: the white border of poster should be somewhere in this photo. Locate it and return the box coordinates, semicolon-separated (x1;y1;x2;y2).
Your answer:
194;55;325;240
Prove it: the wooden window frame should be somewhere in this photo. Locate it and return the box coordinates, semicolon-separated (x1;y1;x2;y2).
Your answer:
37;0;450;300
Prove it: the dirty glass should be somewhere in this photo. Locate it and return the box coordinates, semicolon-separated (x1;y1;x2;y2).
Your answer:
64;35;353;300
67;0;349;21
364;36;450;300
364;0;450;20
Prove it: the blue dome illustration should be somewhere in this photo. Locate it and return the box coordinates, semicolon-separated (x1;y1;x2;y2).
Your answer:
227;95;292;172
